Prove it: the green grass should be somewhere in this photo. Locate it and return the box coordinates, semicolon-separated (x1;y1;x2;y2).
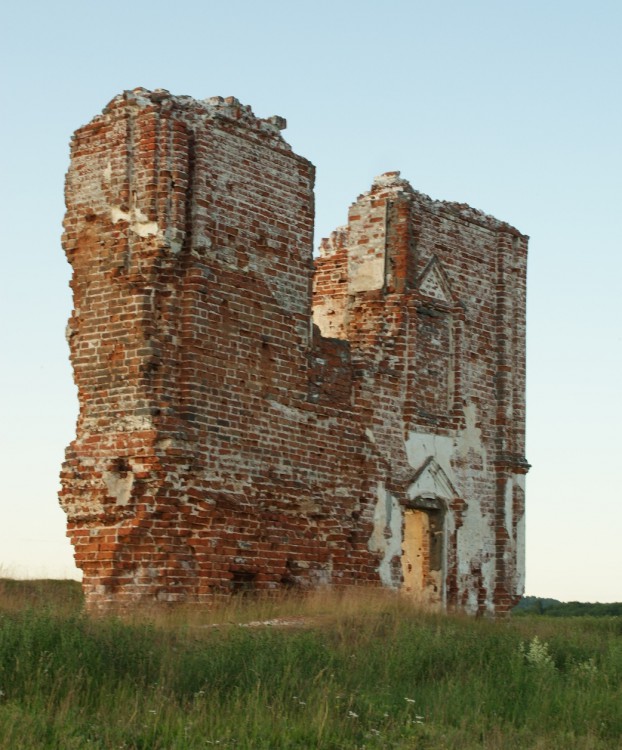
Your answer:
0;581;620;749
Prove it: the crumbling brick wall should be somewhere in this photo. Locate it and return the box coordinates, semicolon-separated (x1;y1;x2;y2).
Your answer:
60;89;528;615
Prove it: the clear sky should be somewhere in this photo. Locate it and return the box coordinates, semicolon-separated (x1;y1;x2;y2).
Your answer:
1;0;620;601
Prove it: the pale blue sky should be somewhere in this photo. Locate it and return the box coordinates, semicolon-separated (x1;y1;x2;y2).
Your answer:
1;0;620;600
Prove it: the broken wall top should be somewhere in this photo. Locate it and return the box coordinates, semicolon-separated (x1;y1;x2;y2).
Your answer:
318;170;527;263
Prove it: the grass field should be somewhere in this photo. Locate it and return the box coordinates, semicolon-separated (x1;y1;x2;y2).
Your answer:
0;579;620;749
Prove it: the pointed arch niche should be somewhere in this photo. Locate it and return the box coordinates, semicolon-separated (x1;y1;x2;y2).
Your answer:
401;457;456;609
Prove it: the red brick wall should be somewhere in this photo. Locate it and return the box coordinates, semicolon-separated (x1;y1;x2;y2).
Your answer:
60;89;528;614
314;173;529;614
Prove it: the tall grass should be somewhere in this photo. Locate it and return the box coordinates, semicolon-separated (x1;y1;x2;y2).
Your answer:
0;581;620;749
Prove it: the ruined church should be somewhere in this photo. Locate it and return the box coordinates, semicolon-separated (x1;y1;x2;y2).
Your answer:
60;88;529;615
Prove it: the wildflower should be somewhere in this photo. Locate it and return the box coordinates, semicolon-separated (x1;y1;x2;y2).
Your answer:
519;636;556;670
571;658;598;677
347;710;359;718
404;697;416;704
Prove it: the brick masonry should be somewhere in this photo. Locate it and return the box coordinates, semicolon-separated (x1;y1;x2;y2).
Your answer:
60;88;529;615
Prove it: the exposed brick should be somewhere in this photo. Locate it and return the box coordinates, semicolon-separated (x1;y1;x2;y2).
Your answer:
60;88;528;616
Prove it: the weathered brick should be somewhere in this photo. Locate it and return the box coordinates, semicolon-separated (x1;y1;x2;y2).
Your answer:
60;88;528;616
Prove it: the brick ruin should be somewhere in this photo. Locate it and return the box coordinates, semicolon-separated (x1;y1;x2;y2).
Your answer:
59;88;529;615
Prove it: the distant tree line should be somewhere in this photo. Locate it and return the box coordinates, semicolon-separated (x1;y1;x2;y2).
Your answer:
514;596;622;617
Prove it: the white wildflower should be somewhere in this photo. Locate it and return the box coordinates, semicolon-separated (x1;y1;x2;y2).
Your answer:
519;636;556;670
571;658;598;677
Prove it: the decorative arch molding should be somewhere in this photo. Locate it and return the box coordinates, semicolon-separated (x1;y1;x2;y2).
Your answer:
404;456;458;508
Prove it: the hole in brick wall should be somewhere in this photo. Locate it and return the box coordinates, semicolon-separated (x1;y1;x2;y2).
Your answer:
114;457;131;474
229;570;256;594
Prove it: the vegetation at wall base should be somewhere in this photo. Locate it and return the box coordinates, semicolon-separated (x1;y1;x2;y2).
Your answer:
0;581;620;749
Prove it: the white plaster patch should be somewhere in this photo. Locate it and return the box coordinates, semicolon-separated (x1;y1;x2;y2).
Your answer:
514;473;526;594
463;587;478;614
365;428;376;444
117;414;154;432
268;400;309;424
313;299;345;339
455;402;487;468
481;557;496;613
164;227;184;254
110;206;131;224
103;470;134;506
515;513;526;594
405;431;455;482
349;256;385;293
368;482;402;587
504;477;514;540
111;206;159;238
313;557;333;586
